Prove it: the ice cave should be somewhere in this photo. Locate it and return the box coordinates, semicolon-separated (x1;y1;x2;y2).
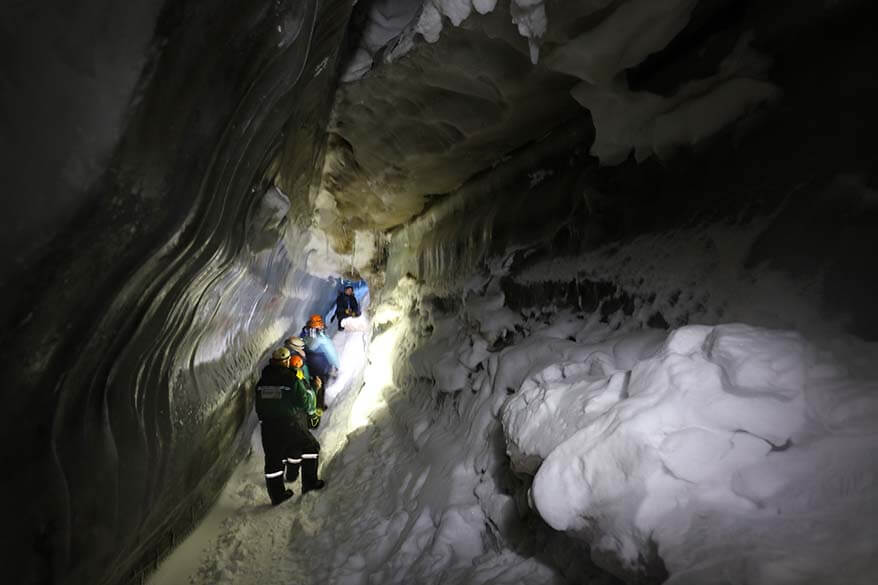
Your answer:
1;1;877;584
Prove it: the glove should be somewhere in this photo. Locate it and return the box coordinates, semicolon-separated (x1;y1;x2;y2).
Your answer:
313;376;323;390
308;408;323;429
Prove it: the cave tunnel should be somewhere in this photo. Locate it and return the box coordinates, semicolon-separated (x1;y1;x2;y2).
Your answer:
1;0;877;584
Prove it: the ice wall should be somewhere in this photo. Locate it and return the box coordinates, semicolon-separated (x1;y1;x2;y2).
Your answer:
0;1;354;584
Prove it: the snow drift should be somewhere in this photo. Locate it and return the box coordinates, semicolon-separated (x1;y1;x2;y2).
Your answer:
514;323;877;584
404;267;878;583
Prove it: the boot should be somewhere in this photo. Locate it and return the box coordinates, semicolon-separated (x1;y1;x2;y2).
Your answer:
266;475;293;505
285;460;300;483
303;479;325;494
301;457;325;493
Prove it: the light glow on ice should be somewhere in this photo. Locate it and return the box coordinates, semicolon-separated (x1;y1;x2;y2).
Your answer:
348;307;406;431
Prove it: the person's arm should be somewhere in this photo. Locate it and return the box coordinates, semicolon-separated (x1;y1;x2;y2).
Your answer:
297;377;317;415
305;387;317;415
297;376;321;428
351;296;360;315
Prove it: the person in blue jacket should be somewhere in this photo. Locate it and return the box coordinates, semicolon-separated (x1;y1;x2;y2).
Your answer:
300;314;339;408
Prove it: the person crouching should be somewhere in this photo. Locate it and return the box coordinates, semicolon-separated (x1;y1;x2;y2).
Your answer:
335;285;360;331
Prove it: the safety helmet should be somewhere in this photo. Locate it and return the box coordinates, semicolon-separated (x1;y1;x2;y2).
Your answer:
271;347;291;361
285;336;306;350
290;354;304;368
307;314;324;328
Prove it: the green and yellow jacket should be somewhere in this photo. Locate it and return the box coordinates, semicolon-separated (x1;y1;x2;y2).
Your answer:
255;363;317;421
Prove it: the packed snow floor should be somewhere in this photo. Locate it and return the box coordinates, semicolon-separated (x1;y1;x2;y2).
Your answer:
151;270;878;585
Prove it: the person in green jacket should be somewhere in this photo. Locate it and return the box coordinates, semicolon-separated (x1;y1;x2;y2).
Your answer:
285;353;324;481
285;335;327;410
255;348;325;505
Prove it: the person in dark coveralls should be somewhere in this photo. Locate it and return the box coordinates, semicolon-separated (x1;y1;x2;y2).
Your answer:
255;347;325;505
334;285;360;331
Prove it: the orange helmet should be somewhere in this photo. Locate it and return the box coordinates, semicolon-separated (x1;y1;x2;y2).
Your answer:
290;354;304;368
307;314;324;329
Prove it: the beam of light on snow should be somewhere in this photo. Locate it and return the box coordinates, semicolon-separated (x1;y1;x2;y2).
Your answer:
348;306;405;431
326;344;361;402
324;318;368;406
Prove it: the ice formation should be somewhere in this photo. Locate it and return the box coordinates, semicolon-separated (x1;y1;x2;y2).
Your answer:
340;0;422;81
569;34;781;164
542;0;698;86
342;0;779;166
342;0;548;82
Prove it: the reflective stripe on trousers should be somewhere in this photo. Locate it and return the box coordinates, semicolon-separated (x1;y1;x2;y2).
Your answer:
265;470;285;478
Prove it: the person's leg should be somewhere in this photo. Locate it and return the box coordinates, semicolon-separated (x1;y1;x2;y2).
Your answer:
284;457;301;482
261;421;293;505
316;384;326;411
300;429;325;492
284;419;303;482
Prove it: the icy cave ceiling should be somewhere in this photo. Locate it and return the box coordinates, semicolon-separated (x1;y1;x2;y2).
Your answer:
312;0;791;254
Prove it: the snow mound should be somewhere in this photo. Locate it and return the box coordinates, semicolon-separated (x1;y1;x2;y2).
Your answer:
497;323;878;583
339;314;369;332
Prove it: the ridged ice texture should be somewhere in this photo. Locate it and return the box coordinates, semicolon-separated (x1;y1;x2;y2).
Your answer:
0;1;353;584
